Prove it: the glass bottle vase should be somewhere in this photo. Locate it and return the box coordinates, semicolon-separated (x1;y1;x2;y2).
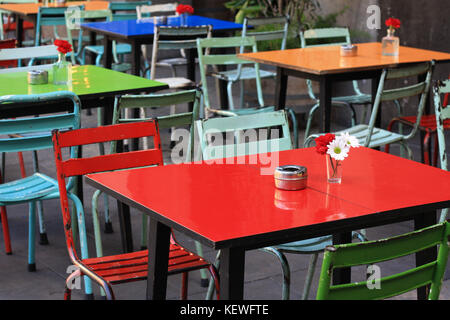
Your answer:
326;155;343;184
381;28;399;56
52;53;72;85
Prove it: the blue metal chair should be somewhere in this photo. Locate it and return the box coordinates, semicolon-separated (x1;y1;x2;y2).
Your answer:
0;91;92;296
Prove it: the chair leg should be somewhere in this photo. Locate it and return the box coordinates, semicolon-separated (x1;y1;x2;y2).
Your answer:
64;268;81;300
181;272;188;299
28;201;36;272
206;264;221;300
31;150;48;245
140;215;148;250
423;131;432;166
304;103;319;146
286;108;298;149
195;241;209;287
259;247;291;300
91;190;104;258
0;171;12;255
206;250;221;300
302;253;319;300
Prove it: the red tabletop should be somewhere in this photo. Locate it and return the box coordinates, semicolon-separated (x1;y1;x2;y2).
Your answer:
86;147;450;249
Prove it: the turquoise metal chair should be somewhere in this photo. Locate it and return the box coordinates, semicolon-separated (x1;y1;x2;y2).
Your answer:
221;15;290;108
196;35;299;148
0;92;90;278
35;5;84;47
300;27;400;142
305;61;434;160
64;9;131;72
316;221;450;300
433;78;450;223
108;1;152;21
196;110;365;299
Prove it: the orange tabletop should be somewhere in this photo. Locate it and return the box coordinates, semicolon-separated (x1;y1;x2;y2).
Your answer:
0;1;108;16
238;42;450;75
239;42;450;133
86;147;450;299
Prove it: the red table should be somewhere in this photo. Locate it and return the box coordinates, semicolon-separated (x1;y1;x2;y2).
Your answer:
86;147;450;300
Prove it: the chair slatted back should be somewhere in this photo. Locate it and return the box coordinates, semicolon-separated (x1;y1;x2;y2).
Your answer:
242;16;289;51
136;3;177;19
65;9;113;64
0;45;58;65
150;25;211;79
108;1;151;21
364;61;434;146
196;110;292;160
53;121;163;177
196;36;265;109
36;6;84;46
113;90;200;162
0;91;81;153
316;221;450;300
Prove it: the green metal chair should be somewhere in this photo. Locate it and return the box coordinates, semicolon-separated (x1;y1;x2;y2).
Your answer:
300;27;399;142
196;35;299;148
0;91;92;299
196;110;366;299
433;78;450;223
64;9;131;72
231;15;290;108
316;221;450;300
108;1;151;21
305;61;434;160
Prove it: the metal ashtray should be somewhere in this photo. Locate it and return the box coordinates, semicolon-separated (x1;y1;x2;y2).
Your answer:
340;44;357;57
27;70;48;85
274;165;307;191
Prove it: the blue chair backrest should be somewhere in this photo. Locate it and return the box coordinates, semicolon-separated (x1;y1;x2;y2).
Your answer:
0;91;81;153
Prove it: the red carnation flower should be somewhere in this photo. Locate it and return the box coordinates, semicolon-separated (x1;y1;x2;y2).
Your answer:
385;17;401;29
176;4;194;15
314;133;335;155
54;39;72;54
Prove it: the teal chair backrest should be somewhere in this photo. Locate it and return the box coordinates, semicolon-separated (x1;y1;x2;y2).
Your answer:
242;15;290;51
112;89;201;162
196;36;265;111
316;221;450;300
0;91;81;187
108;1;151;21
365;61;434;147
196;110;293;161
35;5;85;46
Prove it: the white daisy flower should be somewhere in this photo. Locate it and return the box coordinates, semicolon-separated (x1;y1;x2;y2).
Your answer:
327;138;349;161
340;132;360;148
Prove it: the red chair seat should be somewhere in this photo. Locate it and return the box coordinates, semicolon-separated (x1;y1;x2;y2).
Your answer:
3;21;34;32
82;244;212;285
396;115;450;132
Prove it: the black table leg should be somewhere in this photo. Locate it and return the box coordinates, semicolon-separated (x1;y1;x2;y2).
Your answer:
221;247;245;300
146;217;171;300
415;211;437;299
104;38;112;70
319;77;332;133
186;48;196;112
131;40;141;76
332;232;352;285
275;67;288;111
16;15;23;47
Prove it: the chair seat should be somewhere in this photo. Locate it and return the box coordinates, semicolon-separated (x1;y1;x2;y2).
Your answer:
331;93;372;105
212;67;276;82
155;77;195;89
0;173;58;204
393;114;450;132
81;244;211;285
84;43;131;56
337;124;405;148
274;236;332;253
157;57;188;67
210;105;275;117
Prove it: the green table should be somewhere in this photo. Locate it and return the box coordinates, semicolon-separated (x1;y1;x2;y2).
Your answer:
0;65;169;120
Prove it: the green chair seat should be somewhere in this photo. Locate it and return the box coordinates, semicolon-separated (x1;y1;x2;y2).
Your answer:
212;66;276;81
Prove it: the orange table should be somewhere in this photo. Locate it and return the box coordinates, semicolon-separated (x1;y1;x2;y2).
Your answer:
0;1;108;46
238;42;450;132
86;147;450;299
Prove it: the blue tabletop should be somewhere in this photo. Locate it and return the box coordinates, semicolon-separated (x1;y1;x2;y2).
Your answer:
81;15;243;38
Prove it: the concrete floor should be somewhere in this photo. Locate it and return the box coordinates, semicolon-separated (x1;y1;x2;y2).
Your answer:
0;63;449;301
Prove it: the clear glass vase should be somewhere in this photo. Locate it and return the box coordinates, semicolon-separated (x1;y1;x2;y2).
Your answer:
52;53;72;85
381;28;399;56
180;13;189;26
326;155;343;184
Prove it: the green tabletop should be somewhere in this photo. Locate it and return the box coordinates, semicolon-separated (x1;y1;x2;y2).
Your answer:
0;65;168;97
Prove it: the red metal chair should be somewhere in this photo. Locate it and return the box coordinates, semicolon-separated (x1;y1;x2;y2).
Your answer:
385;75;450;166
52;120;220;300
0;39;17;70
